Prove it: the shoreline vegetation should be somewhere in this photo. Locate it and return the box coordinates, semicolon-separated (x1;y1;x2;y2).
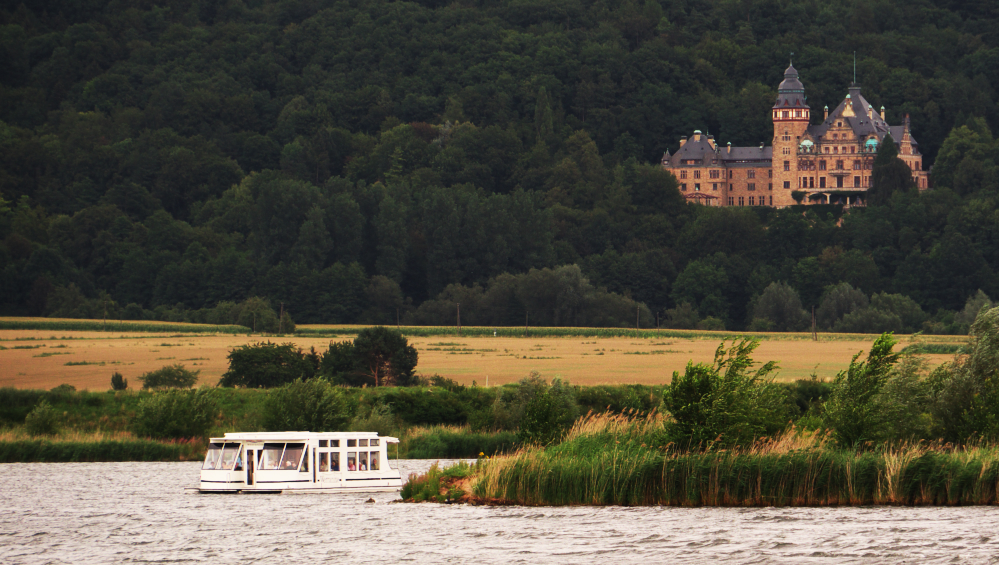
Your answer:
404;413;999;507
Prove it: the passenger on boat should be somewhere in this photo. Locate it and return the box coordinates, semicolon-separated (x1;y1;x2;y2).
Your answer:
360;462;367;471
348;461;356;471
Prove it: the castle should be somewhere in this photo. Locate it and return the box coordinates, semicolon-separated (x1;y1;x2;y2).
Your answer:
661;63;929;208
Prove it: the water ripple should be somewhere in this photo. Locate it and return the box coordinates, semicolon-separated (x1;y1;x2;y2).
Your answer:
3;461;999;564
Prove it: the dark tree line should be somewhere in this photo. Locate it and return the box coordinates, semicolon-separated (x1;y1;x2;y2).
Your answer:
1;0;999;331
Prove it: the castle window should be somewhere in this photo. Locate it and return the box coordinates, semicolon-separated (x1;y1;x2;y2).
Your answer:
681;184;687;191
712;183;718;191
819;161;826;170
710;170;720;179
782;111;789;118
837;121;842;127
739;197;745;206
783;181;790;189
854;176;860;187
729;170;733;179
853;161;861;170
820;177;826;188
694;170;700;179
768;170;772;178
695;183;701;191
782;132;791;141
795;110;801;117
729;184;733;191
809;177;814;188
770;196;773;205
836;160;844;170
783;161;790;171
850;146;855;153
749;196;755;205
748;183;755;191
747;170;755;179
768;183;773;190
824;147;830;154
680;171;687;179
728;197;734;205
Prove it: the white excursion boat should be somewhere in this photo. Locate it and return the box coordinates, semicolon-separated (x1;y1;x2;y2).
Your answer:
191;431;403;494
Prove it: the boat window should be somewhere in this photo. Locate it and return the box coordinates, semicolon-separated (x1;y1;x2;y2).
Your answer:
203;443;224;470
370;452;379;471
331;452;340;471
359;452;368;471
347;439;356;447
319;453;329;472
234;449;243;471
347;452;357;471
300;448;309;472
260;443;285;470
220;444;240;470
331;440;339;447
359;439;368;447
319;440;328;447
281;443;305;470
370;439;379;447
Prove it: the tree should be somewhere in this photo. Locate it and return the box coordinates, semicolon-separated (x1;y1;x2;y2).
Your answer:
138;364;200;390
518;378;579;446
930;307;999;443
816;283;868;329
751;282;808;331
352;327;419;387
822;333;901;447
660;339;788;448
110;371;128;390
219;342;317;388
868;134;916;206
263;379;354;432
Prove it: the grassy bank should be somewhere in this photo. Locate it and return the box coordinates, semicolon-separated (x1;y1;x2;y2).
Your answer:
404;413;999;506
0;430;205;462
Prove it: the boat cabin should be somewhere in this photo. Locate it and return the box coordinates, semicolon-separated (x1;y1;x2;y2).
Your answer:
197;431;402;494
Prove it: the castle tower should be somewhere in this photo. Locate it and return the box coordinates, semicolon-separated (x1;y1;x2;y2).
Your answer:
771;63;810;207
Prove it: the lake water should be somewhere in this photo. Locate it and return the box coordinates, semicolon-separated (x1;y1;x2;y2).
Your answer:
2;461;999;564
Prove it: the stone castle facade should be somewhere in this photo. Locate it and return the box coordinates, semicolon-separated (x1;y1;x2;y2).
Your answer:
661;64;929;208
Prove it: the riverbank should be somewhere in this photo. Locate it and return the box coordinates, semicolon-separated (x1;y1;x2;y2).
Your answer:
403;413;999;506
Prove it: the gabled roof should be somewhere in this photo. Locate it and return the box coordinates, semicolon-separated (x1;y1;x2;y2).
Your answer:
808;84;919;150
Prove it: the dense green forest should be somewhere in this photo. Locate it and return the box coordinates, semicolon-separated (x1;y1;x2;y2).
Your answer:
1;0;998;331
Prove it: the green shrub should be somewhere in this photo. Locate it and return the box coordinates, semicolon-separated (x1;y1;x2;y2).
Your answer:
660;339;790;449
111;372;128;391
263;379;354;432
25;400;60;435
138;364;200;389
133;389;218;439
348;404;398;437
518;378;578;446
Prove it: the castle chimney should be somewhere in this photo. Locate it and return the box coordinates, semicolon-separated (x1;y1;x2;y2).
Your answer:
679;136;687;147
727;142;731;154
880;106;885;120
824;105;829;120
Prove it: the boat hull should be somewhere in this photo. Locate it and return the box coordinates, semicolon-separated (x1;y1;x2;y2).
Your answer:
191;479;402;494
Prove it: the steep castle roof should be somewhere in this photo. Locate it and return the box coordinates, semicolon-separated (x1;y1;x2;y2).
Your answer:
774;63;809;109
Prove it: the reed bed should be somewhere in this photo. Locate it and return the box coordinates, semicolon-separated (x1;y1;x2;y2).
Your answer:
458;413;999;507
0;428;206;462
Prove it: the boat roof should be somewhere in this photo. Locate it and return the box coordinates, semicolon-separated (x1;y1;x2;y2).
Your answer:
212;431;399;443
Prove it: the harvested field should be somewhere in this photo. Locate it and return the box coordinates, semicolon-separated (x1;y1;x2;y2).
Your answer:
0;323;964;390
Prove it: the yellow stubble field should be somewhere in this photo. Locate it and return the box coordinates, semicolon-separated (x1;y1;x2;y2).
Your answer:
0;326;963;391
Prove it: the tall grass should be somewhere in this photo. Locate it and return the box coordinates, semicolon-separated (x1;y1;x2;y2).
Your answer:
458;413;999;506
0;318;247;334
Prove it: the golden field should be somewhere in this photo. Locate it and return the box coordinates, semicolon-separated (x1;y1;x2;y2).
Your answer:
0;323;963;391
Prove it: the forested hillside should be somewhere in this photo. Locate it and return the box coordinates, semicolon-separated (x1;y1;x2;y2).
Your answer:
1;0;998;332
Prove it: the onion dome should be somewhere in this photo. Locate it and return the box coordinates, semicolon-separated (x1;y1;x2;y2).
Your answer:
774;63;809;109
